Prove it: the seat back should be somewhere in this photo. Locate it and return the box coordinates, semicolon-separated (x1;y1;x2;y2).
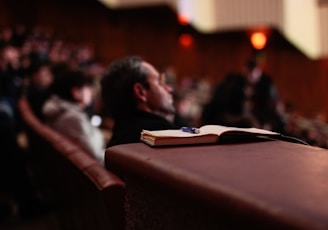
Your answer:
18;96;125;230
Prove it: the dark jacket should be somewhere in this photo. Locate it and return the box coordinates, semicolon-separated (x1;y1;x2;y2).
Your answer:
107;110;178;147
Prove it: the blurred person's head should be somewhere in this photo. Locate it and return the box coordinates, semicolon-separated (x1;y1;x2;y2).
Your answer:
48;43;71;63
245;59;262;84
101;56;175;120
51;68;95;108
1;27;13;43
1;46;20;70
2;46;20;64
75;44;95;65
31;64;53;89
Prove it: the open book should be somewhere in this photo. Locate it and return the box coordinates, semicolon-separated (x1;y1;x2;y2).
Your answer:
140;125;280;147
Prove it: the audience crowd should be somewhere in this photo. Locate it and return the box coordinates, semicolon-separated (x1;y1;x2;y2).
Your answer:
0;25;104;221
2;24;328;221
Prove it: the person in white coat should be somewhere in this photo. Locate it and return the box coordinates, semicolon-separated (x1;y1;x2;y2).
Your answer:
43;68;105;163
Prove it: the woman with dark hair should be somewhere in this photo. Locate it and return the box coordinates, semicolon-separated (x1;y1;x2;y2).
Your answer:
42;68;105;163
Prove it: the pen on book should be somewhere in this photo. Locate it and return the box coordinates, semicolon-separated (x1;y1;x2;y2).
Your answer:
181;127;200;134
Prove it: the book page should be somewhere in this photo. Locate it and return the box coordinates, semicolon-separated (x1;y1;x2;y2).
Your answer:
142;125;279;139
200;125;279;135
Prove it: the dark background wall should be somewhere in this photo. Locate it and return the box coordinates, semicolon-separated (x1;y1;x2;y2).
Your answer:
1;0;328;120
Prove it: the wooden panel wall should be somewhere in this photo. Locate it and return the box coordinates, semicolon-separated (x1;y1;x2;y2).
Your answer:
1;0;328;120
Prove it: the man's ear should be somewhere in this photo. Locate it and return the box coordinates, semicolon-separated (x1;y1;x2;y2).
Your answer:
133;82;147;102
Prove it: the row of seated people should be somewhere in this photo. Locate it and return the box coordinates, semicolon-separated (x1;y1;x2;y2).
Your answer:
10;55;181;229
2;24;320;164
1;24;170;228
0;25;113;225
3;54;186;228
1;25;126;228
1;24;184;228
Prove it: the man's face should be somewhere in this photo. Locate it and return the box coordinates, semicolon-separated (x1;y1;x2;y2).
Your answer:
141;61;175;117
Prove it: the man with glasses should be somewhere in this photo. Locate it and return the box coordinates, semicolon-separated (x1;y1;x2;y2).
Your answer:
101;56;178;147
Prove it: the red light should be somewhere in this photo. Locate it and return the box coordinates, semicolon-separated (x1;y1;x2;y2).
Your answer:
179;34;193;47
250;32;267;50
178;14;189;26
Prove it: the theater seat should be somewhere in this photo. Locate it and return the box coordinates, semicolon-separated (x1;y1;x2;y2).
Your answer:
18;96;126;230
